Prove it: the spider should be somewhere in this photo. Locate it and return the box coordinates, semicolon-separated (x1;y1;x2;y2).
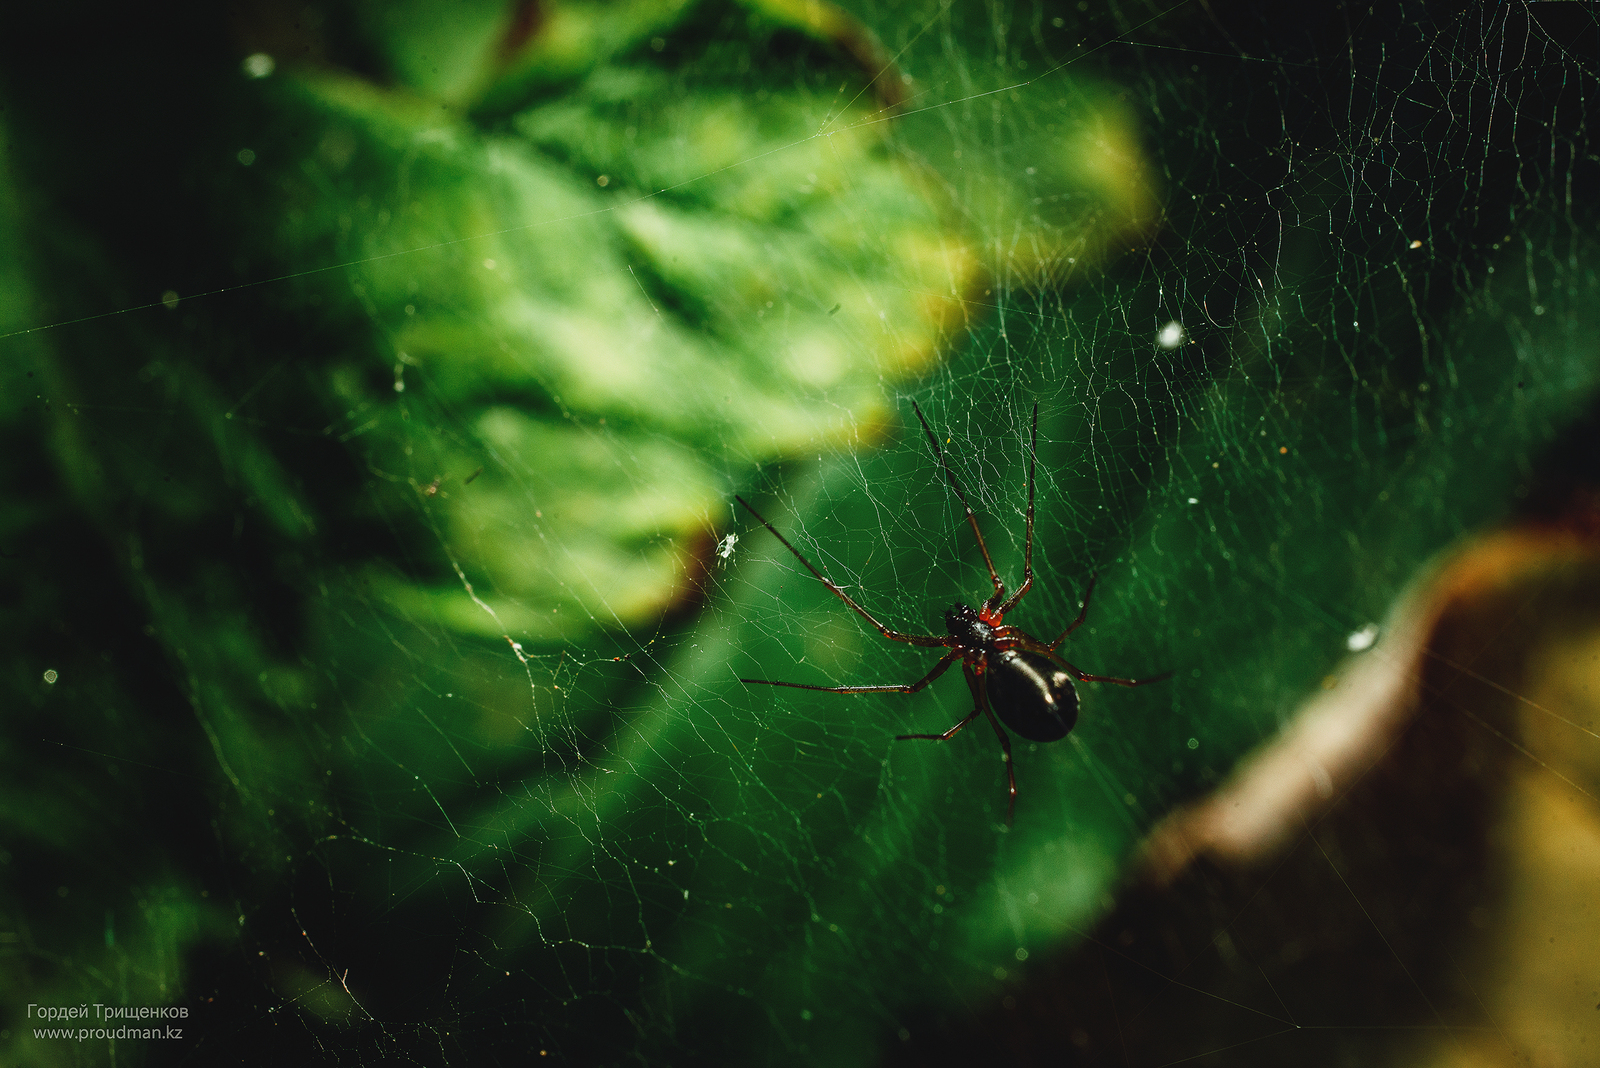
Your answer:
735;401;1170;821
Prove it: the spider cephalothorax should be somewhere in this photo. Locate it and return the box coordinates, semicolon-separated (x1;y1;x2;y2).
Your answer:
944;603;994;646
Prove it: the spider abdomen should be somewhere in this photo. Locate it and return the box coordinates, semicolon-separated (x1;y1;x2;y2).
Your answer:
985;649;1080;742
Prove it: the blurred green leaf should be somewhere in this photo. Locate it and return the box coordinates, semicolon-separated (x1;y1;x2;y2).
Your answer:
243;40;973;639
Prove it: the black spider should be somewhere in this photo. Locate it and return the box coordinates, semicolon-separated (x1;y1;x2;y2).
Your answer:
736;402;1171;820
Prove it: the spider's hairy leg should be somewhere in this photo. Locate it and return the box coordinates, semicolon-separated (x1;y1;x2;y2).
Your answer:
734;495;949;647
742;650;960;694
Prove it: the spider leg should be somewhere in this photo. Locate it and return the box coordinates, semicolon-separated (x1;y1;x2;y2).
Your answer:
742;650;961;694
894;708;981;742
981;706;1017;824
896;663;1019;822
961;665;1018;822
1014;637;1173;688
1064;666;1175;687
894;659;983;740
1046;572;1100;651
994;401;1038;618
912;402;1006;609
736;495;950;648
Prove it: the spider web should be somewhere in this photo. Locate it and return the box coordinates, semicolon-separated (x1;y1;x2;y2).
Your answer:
3;1;1599;1066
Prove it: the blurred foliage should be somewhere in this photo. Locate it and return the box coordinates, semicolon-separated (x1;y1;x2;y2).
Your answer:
1;1;1598;1067
241;10;981;641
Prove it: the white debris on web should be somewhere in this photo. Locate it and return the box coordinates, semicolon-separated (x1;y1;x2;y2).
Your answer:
1157;321;1185;348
